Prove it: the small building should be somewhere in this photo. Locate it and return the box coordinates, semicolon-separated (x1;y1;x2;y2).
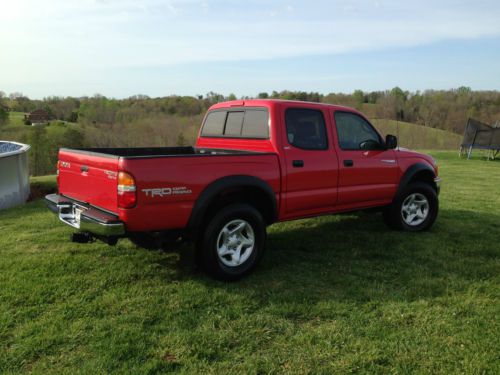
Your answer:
25;109;51;125
0;104;9;112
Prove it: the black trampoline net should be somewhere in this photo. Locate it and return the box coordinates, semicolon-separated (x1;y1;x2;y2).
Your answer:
461;118;500;150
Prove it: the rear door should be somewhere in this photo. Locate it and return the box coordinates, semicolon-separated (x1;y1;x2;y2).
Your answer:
332;110;398;206
282;106;339;216
58;149;119;213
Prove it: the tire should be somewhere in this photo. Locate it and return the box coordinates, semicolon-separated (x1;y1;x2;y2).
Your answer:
197;203;266;281
383;182;438;231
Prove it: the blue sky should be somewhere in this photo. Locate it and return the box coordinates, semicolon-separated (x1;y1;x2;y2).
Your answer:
1;0;500;98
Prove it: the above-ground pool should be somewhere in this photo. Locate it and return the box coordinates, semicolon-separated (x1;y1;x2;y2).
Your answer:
0;141;31;210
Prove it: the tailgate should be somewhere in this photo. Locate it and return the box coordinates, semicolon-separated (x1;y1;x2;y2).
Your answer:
57;149;119;213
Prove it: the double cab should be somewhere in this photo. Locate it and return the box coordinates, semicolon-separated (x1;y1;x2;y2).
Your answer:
46;99;441;280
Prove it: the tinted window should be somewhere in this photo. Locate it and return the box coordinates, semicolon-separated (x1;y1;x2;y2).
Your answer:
334;112;382;150
201;108;269;139
242;109;269;138
202;111;226;136
285;109;328;150
225;111;244;136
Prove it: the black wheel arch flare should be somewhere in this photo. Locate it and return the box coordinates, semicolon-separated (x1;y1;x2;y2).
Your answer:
397;162;437;197
186;175;278;238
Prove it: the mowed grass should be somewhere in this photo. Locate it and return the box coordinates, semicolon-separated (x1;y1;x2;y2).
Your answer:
1;152;499;373
372;119;462;150
5;112;26;127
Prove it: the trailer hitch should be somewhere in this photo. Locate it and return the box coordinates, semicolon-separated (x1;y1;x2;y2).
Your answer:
70;232;119;246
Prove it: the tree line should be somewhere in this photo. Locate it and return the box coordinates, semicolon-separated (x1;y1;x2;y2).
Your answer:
0;88;499;176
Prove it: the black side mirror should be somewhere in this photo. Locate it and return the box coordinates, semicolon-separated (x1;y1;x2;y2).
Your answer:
385;134;398;149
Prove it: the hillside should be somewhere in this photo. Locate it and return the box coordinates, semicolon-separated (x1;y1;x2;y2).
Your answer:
371;119;462;150
0;110;464;178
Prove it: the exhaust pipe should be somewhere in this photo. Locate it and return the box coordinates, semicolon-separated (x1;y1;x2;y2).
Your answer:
71;232;119;246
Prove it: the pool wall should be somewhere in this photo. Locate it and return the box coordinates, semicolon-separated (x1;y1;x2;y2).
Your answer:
0;141;31;210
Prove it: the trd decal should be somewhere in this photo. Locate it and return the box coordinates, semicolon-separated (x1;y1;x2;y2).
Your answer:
142;187;192;197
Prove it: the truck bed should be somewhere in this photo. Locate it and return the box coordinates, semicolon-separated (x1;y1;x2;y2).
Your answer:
61;146;264;159
57;146;280;230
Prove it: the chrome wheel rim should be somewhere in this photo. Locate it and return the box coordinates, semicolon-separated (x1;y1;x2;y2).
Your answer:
216;219;255;267
401;193;429;226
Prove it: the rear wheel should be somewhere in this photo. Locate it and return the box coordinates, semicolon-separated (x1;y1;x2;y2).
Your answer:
383;182;438;231
197;204;266;281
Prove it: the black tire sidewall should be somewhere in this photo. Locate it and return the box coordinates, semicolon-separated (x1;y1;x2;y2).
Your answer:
199;204;266;280
393;182;438;231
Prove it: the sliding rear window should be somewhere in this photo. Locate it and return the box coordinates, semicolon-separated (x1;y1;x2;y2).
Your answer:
201;108;269;139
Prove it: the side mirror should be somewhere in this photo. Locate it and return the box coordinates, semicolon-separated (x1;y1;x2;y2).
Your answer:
385;134;398;149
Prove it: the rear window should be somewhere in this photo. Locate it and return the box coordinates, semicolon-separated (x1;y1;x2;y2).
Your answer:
225;111;244;136
201;108;269;139
202;111;227;136
242;110;269;138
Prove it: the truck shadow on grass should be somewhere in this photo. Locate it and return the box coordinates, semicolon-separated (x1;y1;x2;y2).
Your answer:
174;208;499;305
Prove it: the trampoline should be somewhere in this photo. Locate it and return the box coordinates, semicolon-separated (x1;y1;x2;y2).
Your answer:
460;118;500;159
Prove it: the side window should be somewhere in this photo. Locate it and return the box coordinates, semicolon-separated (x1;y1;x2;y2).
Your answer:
334;112;382;150
285;108;328;150
202;110;226;136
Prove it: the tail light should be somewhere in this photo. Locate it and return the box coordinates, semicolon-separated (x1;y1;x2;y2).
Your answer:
118;171;136;208
56;160;60;188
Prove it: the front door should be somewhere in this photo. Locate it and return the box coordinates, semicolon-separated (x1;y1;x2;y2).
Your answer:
332;110;399;207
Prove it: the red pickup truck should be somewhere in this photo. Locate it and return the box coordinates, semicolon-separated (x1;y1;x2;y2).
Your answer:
46;99;441;280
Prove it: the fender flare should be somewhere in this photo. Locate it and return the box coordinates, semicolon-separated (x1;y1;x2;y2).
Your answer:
186;175;278;237
397;162;437;196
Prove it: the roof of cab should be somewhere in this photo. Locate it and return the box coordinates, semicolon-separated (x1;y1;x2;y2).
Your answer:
208;99;356;112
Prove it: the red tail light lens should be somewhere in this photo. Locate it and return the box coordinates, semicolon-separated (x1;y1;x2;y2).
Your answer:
56;160;60;187
117;171;136;208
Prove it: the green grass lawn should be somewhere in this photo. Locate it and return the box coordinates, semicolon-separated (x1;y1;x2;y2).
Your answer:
5;112;27;127
1;152;499;373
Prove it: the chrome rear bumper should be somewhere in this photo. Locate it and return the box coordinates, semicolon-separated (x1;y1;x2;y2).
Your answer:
45;193;125;237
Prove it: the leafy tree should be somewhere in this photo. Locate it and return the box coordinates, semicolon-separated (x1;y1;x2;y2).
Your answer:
353;90;364;109
457;86;472;96
0;107;8;126
27;125;50;176
2;87;500;177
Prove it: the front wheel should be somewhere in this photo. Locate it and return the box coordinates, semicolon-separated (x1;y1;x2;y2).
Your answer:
383;182;438;231
197;204;266;281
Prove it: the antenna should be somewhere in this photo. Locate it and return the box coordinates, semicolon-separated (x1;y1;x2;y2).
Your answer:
396;118;400;150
